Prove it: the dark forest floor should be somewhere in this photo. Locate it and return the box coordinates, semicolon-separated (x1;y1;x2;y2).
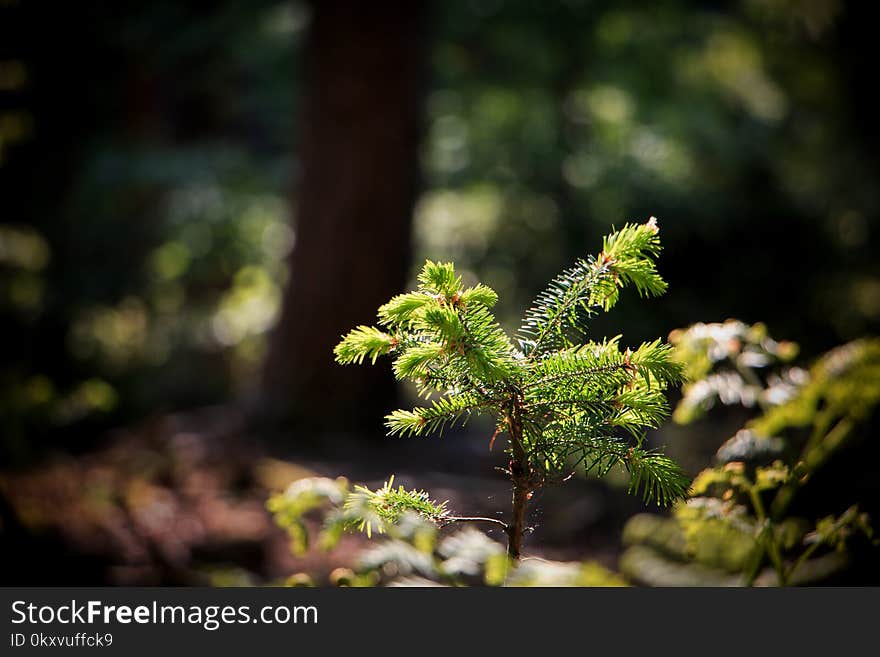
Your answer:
0;404;653;586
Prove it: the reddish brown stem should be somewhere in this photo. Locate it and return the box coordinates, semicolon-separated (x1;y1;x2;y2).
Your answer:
507;480;529;560
505;401;531;560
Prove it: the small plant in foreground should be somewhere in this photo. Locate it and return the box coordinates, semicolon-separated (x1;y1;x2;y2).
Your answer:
329;219;688;559
267;476;629;586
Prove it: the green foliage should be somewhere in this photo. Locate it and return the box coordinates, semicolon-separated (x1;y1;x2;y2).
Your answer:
518;219;665;354
342;477;449;538
621;322;879;586
331;221;689;560
335;221;687;514
751;339;880;438
267;476;627;587
266;476;349;554
333;327;394;365
669;319;800;424
268;476;448;552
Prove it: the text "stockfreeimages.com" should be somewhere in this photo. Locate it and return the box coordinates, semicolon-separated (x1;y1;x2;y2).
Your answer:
11;600;317;631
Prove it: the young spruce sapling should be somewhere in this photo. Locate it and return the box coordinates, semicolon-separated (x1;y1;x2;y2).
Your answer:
333;219;689;559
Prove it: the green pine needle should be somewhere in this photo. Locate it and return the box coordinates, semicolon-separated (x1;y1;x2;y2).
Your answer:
334;326;395;365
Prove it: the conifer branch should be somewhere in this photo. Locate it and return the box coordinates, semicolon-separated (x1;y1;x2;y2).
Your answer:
517;220;666;358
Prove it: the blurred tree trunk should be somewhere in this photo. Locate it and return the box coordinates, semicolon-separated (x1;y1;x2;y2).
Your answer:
260;0;425;436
